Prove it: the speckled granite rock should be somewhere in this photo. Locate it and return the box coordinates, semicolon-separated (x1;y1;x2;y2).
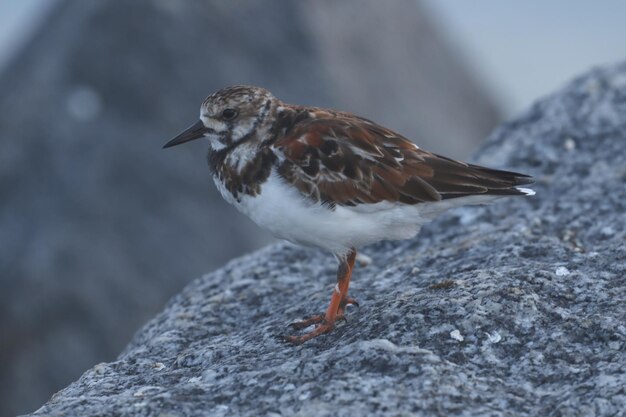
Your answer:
27;64;626;417
1;1;500;414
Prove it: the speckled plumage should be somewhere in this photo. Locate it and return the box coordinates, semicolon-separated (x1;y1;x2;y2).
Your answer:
164;85;535;343
33;64;626;415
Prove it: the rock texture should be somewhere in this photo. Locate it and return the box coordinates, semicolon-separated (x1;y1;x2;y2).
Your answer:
27;62;626;417
0;1;501;415
17;60;626;417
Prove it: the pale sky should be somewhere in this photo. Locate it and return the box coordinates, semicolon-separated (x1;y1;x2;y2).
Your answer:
1;1;625;117
424;0;626;115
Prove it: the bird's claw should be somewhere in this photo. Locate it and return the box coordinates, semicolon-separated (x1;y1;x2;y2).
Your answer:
288;314;324;330
283;319;335;345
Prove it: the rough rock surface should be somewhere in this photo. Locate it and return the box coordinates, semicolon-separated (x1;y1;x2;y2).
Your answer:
27;64;626;416
0;1;501;415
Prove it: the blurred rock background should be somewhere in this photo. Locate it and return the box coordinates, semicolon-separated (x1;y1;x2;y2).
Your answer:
1;1;624;415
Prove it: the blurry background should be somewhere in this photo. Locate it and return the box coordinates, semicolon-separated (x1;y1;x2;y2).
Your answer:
0;1;624;415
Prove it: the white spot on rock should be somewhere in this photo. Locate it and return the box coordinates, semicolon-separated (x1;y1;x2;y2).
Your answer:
555;266;570;277
356;252;373;266
93;362;109;374
152;362;165;371
133;386;161;397
485;331;502;344
202;369;218;381
359;339;431;355
450;329;464;342
564;137;576;151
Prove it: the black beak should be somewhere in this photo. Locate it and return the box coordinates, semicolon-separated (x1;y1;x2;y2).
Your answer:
163;120;207;148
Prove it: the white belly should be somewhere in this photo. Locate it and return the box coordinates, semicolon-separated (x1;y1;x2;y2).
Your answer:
213;171;504;255
214;172;430;255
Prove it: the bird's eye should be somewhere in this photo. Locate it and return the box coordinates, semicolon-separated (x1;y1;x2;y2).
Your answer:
221;108;238;120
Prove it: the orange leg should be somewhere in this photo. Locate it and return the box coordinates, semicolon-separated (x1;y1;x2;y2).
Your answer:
285;249;358;345
337;251;358;320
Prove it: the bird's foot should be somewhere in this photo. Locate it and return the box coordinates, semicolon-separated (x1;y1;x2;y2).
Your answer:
284;318;335;345
288;314;325;330
284;249;359;345
284;297;360;344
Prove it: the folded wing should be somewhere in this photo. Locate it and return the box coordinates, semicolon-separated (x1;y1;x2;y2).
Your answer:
272;109;533;208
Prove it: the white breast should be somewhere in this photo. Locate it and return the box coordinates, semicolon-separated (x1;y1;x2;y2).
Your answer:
213;169;529;256
214;171;436;255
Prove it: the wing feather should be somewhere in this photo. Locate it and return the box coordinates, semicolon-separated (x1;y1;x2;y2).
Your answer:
272;108;532;207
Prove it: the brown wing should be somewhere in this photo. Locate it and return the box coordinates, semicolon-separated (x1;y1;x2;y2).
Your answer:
272;108;533;207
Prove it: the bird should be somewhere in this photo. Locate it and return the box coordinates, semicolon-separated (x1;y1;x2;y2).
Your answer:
163;85;534;344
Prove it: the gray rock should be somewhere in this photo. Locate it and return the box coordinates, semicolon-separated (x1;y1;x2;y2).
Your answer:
26;62;626;417
0;1;500;415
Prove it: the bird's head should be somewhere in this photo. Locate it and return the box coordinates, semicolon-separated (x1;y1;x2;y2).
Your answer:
163;85;277;150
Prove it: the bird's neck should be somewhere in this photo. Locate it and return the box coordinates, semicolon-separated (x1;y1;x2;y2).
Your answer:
207;139;277;202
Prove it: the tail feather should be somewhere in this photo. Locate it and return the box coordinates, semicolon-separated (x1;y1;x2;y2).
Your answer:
437;165;535;200
422;153;535;200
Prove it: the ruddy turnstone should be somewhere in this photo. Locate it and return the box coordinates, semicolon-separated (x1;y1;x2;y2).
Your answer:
164;85;534;344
